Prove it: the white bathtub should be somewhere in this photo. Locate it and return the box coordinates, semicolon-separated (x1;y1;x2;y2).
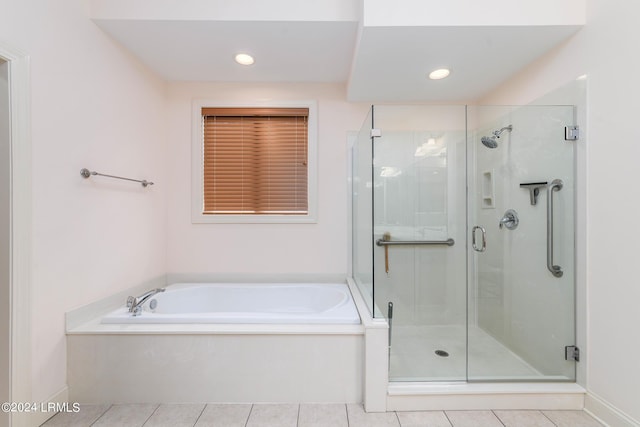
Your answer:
68;279;365;404
101;282;361;325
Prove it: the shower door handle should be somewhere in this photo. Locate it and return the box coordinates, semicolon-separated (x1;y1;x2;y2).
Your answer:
547;179;564;278
472;226;486;252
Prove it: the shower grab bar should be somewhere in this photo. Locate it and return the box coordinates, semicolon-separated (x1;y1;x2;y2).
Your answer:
80;168;154;187
547;179;564;278
376;238;454;247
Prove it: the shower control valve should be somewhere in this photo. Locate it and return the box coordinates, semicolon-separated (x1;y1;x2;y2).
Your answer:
499;209;519;230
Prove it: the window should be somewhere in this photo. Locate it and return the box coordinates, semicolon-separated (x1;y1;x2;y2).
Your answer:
202;108;308;215
192;101;317;223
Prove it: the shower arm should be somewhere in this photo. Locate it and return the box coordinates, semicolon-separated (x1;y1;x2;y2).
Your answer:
493;125;513;137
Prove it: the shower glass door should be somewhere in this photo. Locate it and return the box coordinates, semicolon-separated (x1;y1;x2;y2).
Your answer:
468;105;576;381
360;104;577;384
370;105;468;381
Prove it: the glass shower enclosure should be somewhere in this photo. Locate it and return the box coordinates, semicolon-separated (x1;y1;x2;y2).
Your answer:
352;104;576;383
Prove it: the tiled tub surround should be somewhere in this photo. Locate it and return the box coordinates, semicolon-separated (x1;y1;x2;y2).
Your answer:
66;279;364;404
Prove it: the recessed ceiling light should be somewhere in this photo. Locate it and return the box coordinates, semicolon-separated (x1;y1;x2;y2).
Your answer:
428;68;450;80
235;53;255;66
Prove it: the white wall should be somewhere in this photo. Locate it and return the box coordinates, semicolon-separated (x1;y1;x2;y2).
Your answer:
0;0;168;406
165;82;368;276
481;0;640;423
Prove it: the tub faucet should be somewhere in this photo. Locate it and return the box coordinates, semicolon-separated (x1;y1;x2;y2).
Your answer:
126;288;165;316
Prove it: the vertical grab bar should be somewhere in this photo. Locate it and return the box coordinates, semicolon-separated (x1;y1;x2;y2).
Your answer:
547;179;564;278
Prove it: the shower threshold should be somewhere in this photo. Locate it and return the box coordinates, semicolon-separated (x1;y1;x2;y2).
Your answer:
387;381;586;411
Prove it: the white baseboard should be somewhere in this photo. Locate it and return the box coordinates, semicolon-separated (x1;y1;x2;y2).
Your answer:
585;392;640;427
27;386;69;427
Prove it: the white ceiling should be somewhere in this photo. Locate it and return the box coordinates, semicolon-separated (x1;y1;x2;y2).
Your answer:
91;0;583;102
348;25;580;102
95;20;359;83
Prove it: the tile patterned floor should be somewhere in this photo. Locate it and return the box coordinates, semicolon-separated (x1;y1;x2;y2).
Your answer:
40;403;605;427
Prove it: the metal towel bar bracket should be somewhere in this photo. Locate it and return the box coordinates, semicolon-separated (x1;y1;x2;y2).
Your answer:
376;238;454;247
80;168;154;187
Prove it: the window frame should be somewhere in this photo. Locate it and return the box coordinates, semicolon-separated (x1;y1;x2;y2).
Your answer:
191;99;318;224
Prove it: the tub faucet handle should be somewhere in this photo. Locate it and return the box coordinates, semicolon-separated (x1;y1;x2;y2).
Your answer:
126;296;135;309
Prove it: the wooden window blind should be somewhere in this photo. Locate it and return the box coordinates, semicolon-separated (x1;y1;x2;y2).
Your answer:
202;107;309;215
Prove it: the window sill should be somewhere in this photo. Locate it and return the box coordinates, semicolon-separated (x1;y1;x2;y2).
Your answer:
191;213;318;224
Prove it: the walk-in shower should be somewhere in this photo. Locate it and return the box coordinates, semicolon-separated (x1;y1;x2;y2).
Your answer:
480;124;513;148
352;105;576;384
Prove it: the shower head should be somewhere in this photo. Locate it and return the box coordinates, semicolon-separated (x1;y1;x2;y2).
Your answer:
480;125;513;149
481;136;499;149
